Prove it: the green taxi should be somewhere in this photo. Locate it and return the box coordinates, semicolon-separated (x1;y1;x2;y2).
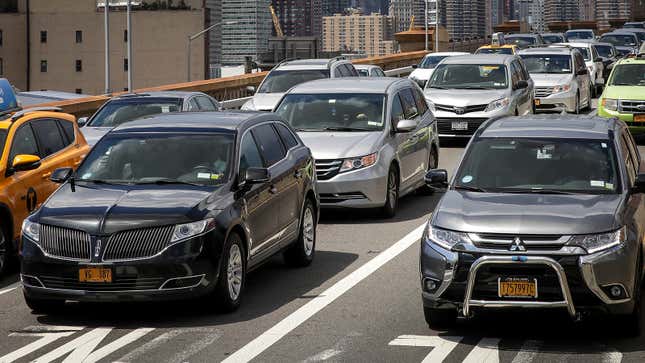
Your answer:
598;56;645;134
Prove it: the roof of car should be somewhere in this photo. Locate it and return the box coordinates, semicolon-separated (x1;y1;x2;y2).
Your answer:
111;111;275;133
111;91;205;100
518;47;573;55
601;31;639;36
565;29;594;32
354;64;381;70
480;115;618;139
441;54;515;64
423;52;470;56
615;56;645;65
276;58;347;70
556;42;594;48
286;77;406;94
506;33;539;38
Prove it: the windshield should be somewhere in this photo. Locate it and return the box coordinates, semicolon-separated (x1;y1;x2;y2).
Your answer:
506;36;536;48
594;45;614;58
419;56;449;69
258;70;330;93
428;64;508;90
76;133;234;186
454;138;619;194
633;32;645;42
88;98;182;127
0;130;6;161
566;31;594;40
616;47;633;56
542;35;564;44
358;69;370;76
609;64;645;86
476;47;513;55
275;93;385;132
520;54;572;74
573;47;591;61
599;34;638;47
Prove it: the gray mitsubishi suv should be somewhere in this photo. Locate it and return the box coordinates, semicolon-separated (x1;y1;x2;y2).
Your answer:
421;115;645;334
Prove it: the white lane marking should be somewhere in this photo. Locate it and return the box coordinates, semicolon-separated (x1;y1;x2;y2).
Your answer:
463;337;500;363
511;340;541;363
222;224;426;363
0;331;78;363
0;282;19;296
165;328;222;363
115;330;184;363
32;327;113;363
115;328;221;363
303;331;360;362
601;346;622;363
389;335;462;362
82;328;155;363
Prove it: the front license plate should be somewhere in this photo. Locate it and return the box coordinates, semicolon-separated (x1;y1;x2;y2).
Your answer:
534;99;541;106
451;121;468;131
79;267;112;283
498;277;537;298
634;114;645;122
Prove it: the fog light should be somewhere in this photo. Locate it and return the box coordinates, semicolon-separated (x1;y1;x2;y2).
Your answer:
610;286;622;297
601;284;627;300
424;278;439;292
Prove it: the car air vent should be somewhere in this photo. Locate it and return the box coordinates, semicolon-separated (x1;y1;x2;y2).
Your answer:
315;159;342;181
534;87;554;98
103;225;175;261
469;233;568;251
39;224;92;261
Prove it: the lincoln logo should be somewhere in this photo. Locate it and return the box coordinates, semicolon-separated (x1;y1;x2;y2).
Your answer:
510;237;526;252
94;239;102;258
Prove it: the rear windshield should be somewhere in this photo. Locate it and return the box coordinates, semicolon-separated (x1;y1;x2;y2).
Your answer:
566;31;594;40
594;45;614;58
258;70;330;93
573;47;591;61
520;54;572;74
476;47;514;55
542;35;564;44
419;56;449;69
609;64;645;86
506;36;537;47
599;34;638;47
88;98;182;127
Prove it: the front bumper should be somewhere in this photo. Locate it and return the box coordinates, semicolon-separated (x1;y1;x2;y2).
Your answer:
535;91;576;113
317;164;388;208
433;107;512;138
20;235;220;302
420;238;638;318
597;106;645;135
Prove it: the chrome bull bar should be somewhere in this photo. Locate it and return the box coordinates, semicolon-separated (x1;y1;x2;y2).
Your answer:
462;255;577;319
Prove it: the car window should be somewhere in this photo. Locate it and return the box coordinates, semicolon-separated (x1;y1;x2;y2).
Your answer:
510;62;521;86
340;64;353;77
196;96;218;111
239;131;265;178
518;60;531;80
58;119;75;143
625;130;641;166
9;124;39;163
399;88;419;119
251;124;286;167
87;98;182;127
620;134;636;185
274;123;298;150
31;119;67;158
345;64;359;77
188;98;200;111
411;87;429;115
391;94;406;124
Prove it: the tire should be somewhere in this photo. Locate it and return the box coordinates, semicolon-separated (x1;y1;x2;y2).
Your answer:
381;166;399;218
621;255;643;337
24;293;65;314
574;93;580;115
424;307;457;329
212;232;246;312
514;108;519;116
419;148;439;195
284;199;316;267
0;225;10;275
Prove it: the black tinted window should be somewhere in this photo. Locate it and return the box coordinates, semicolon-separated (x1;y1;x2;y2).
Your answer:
251;124;286;166
399;88;418;119
412;87;429;115
275;123;298;150
196;96;218;111
10;124;39;162
391;95;405;123
59;120;75;143
239;132;264;177
31;119;66;157
188;98;200;111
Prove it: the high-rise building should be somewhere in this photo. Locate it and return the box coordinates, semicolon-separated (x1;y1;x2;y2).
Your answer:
579;0;595;21
595;0;632;28
491;0;505;26
206;0;222;77
221;0;272;65
389;0;423;32
544;0;579;23
323;0;352;15
322;13;396;56
272;0;322;39
443;0;489;40
530;0;546;32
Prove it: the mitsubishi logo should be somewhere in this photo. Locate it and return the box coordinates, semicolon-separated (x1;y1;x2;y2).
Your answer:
509;237;526;252
94;239;102;258
454;106;466;115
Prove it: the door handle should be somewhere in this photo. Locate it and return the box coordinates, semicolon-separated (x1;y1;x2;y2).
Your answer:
269;185;278;194
42;172;52;179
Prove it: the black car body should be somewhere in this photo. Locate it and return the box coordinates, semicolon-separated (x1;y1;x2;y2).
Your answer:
592;42;620;80
21;112;319;311
421;116;645;333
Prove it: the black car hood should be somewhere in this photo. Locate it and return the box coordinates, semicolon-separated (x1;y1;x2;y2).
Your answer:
37;183;216;235
432;191;624;235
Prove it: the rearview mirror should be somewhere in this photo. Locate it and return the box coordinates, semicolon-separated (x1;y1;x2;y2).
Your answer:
514;80;529;90
396;119;417;133
244;167;270;184
77;117;88;127
424;169;448;188
12;154;41;172
633;173;645;193
51;167;74;183
246;86;256;93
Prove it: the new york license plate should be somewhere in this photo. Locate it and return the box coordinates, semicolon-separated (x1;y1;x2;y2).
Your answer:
634;114;645;122
451;121;468;131
79;267;112;283
498;277;537;298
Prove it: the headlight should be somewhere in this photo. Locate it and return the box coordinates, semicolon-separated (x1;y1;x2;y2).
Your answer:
552;84;572;93
339;153;377;173
567;227;625;254
426;224;471;250
485;97;510;112
601;98;618;111
171;218;216;243
22;220;40;242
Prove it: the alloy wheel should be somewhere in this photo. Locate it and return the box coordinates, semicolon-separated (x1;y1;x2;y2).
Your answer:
227;244;243;301
302;207;315;256
387;170;397;210
0;232;5;273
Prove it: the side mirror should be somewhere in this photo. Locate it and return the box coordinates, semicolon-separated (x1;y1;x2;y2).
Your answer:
514;80;529;89
633;173;645;193
50;167;73;183
246;86;256;93
396;119;417;133
412;64;418;69
244;167;270;184
77;117;88;127
424;169;448;188
11;154;41;172
576;68;588;75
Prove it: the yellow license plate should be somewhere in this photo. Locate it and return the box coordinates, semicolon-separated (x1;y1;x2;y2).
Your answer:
79;267;112;283
498;278;537;298
534;99;541;106
634;114;645;122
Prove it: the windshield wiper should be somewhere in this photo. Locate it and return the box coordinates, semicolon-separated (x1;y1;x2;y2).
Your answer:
320;126;375;132
429;85;447;89
78;179;128;185
454;185;487;192
455;86;495;90
502;188;576;195
135;179;204;187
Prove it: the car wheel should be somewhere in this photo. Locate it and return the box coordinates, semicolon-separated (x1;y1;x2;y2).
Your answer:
24;293;65;314
419;148;439;195
620;254;642;337
574;93;580;114
382;166;399;218
284;199;316;267
0;225;9;275
424;307;457;329
213;232;245;312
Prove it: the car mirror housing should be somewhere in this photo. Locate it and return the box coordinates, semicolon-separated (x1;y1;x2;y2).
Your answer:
12;154;41;172
396;119;417;133
244;167;270;184
633;173;645;194
77;117;88;127
577;68;589;75
514;80;529;90
50;167;74;183
246;85;256;93
412;64;418;69
425;169;448;188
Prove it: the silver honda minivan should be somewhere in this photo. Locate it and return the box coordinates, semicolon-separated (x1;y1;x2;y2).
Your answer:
274;78;439;217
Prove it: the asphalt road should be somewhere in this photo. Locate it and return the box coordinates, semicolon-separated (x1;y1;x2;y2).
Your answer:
2;104;645;363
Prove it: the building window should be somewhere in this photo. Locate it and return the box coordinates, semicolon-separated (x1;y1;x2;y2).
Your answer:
40;60;47;72
123;87;129;91
75;30;83;43
75;88;82;94
123;58;128;71
40;30;47;43
124;29;128;42
0;30;3;47
75;59;82;72
0;58;3;76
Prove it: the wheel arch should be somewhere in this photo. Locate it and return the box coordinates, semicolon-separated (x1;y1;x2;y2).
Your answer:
0;203;14;247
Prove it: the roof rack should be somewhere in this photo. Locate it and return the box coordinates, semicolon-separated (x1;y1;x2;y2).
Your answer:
10;107;62;122
117;93;151;98
272;58;301;70
328;56;347;66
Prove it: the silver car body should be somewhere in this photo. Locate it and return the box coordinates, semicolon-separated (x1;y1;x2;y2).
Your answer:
423;54;534;138
518;47;593;113
408;52;470;87
242;58;358;111
355;64;386;77
275;78;440;208
554;42;605;89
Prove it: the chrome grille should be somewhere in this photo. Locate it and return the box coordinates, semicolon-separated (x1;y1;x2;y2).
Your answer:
39;225;91;261
619;100;645;113
103;225;175;261
469;233;569;251
315;159;342;181
434;103;488;113
534;87;553;98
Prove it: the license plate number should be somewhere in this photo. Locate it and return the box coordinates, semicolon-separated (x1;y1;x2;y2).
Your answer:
498;277;537;298
79;267;112;283
451;121;468;131
534;99;541;106
634;114;645;122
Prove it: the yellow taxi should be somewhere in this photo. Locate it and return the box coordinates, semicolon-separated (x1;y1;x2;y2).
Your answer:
474;44;519;55
0;102;89;273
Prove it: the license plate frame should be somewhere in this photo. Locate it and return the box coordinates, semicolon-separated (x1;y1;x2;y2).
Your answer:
634;114;645;122
451;121;468;131
79;267;112;283
498;277;538;298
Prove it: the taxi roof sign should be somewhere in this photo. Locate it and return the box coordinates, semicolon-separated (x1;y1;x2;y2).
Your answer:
0;78;20;117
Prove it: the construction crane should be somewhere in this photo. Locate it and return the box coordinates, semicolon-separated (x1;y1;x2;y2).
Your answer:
269;5;284;37
409;15;415;31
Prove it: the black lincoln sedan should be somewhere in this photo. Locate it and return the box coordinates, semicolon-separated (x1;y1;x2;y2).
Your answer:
20;112;318;312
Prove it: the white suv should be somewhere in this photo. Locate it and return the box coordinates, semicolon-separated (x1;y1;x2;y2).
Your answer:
553;42;604;96
242;58;359;111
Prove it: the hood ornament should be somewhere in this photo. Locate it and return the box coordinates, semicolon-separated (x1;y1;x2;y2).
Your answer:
510;237;526;252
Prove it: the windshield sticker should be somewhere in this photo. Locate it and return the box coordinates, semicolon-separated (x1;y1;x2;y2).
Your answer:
328;99;336;104
601;142;607;148
605;183;614;190
81;173;92;179
536;145;555;159
462;175;473;183
161;106;171;112
368;121;381;126
482;66;500;70
197;172;221;180
590;180;605;187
